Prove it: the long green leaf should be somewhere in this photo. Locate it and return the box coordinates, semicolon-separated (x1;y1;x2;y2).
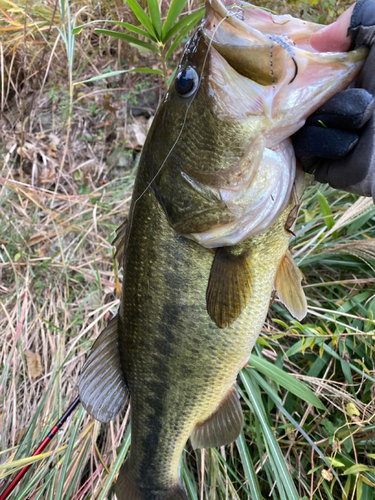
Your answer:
97;425;131;500
147;0;162;38
30;470;56;500
64;438;92;499
339;341;353;384
239;389;283;500
14;359;62;460
361;482;374;500
162;0;187;38
72;20;98;34
54;406;85;500
163;7;204;43
60;0;66;26
75;67;163;85
240;370;300;500
131;67;164;75
343;464;374;475
113;21;157;41
165;18;197;60
0;449;65;471
251;369;345;493
127;0;156;37
247;355;326;410
336;453;375;485
318;191;335;230
323;343;375;383
94;29;160;54
322;480;335;500
210;448;252;497
73;20;156;41
236;431;262;500
181;459;198;500
15;468;55;500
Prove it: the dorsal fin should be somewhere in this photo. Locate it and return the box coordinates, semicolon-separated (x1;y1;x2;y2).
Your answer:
113;219;128;267
79;316;129;423
275;250;307;321
191;385;243;449
206;247;253;329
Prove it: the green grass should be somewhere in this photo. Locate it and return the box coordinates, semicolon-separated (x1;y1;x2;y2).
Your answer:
1;0;375;499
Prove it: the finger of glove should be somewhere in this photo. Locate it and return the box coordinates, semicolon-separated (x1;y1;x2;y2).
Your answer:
354;44;375;98
314;116;375;198
305;88;375;130
349;0;375;48
292;126;359;163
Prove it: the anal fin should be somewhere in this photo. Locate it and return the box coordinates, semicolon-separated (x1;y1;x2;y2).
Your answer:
79;316;129;423
206;247;252;329
190;385;243;449
113;218;128;267
275;250;307;321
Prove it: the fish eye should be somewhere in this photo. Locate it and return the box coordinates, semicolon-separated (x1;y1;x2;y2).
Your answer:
175;66;199;98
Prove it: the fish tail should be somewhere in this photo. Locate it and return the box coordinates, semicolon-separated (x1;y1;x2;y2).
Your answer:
116;462;188;500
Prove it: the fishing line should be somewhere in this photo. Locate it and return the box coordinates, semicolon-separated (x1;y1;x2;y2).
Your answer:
270;39;275;89
124;7;241;251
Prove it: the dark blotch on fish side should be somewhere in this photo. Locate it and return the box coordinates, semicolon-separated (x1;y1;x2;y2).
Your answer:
140;408;163;485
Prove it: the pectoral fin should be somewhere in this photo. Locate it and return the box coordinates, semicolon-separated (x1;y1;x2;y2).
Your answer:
275;250;307;321
113;219;128;267
206;247;252;329
191;385;243;449
79;316;129;423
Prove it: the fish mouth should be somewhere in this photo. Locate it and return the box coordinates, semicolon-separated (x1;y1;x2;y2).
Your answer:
203;0;367;86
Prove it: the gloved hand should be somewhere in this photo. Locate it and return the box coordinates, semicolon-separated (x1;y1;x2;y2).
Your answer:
292;0;375;200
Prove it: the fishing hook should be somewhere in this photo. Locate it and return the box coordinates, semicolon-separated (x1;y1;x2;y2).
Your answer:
268;34;299;84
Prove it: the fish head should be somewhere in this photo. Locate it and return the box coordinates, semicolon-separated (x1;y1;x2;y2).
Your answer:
146;0;367;246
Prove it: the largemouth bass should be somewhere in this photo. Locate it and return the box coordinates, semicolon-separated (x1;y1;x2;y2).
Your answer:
78;1;367;498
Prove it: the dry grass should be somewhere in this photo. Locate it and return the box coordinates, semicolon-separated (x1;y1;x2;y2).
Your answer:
0;165;133;497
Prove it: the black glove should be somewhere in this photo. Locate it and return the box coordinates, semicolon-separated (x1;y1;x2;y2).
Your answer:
292;0;375;200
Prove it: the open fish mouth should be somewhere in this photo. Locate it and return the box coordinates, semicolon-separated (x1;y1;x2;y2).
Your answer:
203;0;304;86
203;0;366;89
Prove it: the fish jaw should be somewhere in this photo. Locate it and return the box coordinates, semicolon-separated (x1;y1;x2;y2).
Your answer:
205;0;325;41
265;49;368;148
